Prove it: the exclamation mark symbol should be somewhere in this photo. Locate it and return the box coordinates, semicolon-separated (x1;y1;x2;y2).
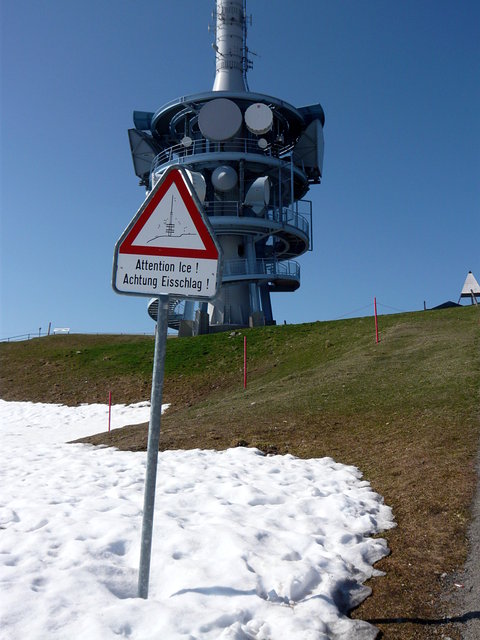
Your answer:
206;278;210;289
196;262;199;274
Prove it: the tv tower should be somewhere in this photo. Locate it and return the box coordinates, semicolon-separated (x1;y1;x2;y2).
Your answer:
128;0;325;335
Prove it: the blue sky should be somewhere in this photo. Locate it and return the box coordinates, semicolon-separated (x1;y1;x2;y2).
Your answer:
1;0;479;337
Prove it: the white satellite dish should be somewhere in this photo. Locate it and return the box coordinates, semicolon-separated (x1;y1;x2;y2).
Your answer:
245;103;273;135
185;169;207;202
212;165;238;192
198;98;243;141
244;176;270;214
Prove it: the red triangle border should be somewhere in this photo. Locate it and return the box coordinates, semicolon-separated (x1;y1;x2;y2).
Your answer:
119;169;219;260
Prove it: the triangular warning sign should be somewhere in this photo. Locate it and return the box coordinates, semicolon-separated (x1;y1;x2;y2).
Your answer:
113;166;222;300
119;167;219;260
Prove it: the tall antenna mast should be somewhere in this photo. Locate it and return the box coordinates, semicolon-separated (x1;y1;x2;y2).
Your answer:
212;0;251;92
129;0;325;335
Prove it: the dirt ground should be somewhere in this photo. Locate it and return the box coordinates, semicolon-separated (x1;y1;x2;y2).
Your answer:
75;412;480;640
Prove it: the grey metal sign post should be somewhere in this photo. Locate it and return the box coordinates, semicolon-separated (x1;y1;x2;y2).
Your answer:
137;295;169;598
112;166;221;599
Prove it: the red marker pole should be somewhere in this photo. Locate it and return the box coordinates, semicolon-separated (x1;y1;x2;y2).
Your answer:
244;335;247;389
108;391;112;431
374;297;380;344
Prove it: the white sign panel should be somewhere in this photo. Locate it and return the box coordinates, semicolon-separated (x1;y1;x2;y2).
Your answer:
113;166;222;299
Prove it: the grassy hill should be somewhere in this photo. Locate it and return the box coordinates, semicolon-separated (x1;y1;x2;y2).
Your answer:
1;306;479;639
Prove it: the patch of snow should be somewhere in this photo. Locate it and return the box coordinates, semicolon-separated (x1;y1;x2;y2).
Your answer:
0;400;395;639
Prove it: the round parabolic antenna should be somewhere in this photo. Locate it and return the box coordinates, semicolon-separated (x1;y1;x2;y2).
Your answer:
244;176;270;214
185;169;207;202
245;103;273;135
212;165;238;192
198;98;242;141
257;138;268;149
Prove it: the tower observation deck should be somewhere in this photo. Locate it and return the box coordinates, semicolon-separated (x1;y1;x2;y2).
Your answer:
128;0;325;334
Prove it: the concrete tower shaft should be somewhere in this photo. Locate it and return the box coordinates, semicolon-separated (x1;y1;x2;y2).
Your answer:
212;0;248;92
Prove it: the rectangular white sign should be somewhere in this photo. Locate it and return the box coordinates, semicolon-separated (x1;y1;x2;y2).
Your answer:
114;254;220;298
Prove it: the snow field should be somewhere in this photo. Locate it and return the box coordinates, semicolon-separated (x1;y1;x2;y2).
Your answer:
0;400;395;639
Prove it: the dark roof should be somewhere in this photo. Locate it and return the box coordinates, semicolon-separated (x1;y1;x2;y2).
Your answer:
431;301;462;310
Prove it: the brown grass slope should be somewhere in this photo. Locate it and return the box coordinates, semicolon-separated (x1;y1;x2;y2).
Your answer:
1;306;479;639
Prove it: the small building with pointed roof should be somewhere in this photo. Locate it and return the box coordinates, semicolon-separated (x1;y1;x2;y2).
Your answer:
458;271;480;305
